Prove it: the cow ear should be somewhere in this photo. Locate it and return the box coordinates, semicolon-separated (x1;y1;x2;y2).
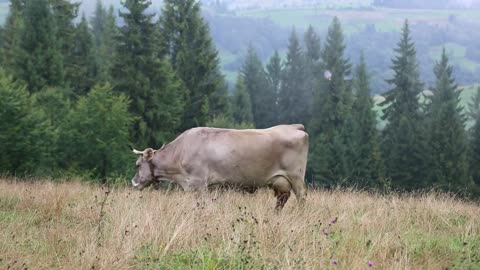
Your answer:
143;148;155;161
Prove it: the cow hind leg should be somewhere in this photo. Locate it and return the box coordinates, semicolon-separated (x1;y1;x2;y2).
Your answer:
270;176;292;210
289;175;307;206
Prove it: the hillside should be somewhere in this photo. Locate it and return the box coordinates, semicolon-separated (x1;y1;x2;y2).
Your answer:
208;7;480;91
1;2;479;92
1;179;479;269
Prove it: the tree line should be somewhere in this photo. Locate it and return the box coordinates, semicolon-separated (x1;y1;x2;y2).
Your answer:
0;0;479;196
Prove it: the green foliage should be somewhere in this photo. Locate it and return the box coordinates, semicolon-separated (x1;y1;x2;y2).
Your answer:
265;50;282;111
303;25;321;118
69;14;96;96
14;0;64;92
231;75;253;125
136;245;266;270
31;87;71;172
381;20;429;190
0;0;25;73
49;0;79;89
309;17;353;186
427;49;471;192
92;4;117;83
160;0;229;128
350;54;385;188
112;0;186;148
278;28;310;125
469;87;480;189
241;45;275;128
60;83;133;181
0;69;48;174
91;0;106;48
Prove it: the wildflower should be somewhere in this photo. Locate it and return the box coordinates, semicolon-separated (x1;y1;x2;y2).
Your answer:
368;261;374;267
331;259;338;265
322;229;329;235
331;217;338;224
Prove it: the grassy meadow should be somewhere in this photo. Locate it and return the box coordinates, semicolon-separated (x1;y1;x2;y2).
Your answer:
1;178;479;269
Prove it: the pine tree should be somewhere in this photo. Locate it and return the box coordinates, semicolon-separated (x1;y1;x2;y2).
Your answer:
241;45;275;128
61;83;134;181
93;5;117;83
468;87;480;190
381;20;428;190
0;69;48;174
427;49;470;192
112;0;186;148
49;0;80;88
309;17;352;187
91;0;107;48
32;87;71;172
231;75;254;125
15;0;64;92
304;25;321;110
351;53;384;188
0;0;25;73
278;28;310;125
266;50;283;117
160;0;228;128
70;14;96;96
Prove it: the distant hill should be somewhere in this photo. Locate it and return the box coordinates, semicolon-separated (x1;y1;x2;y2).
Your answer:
201;0;480;10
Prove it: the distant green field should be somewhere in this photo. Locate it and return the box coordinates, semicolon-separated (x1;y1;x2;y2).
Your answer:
237;7;480;33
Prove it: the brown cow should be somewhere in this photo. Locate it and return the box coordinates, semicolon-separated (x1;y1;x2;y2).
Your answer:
131;124;308;209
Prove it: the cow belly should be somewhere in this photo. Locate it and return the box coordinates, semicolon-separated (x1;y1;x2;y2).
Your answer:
204;156;284;188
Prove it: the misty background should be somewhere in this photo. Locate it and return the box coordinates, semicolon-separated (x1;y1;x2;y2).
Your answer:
1;0;479;92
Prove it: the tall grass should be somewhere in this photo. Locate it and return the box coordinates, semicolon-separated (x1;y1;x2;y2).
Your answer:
1;178;479;269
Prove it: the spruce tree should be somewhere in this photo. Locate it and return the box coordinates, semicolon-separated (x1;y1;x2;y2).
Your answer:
381;20;428;190
49;0;79;88
15;0;64;92
231;75;254;125
266;50;282;125
309;17;352;187
70;14;96;96
241;45;275;128
351;54;384;188
468;87;480;189
0;0;25;73
278;28;310;125
304;25;321;110
112;0;186;148
61;83;134;181
93;5;117;83
160;0;228;128
0;69;48;174
428;49;470;191
91;0;107;48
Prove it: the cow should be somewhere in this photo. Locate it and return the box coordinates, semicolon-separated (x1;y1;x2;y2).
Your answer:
131;124;308;209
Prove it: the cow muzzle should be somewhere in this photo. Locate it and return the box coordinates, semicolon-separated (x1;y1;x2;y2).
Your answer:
131;178;140;188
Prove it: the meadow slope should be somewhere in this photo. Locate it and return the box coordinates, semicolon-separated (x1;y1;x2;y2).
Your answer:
1;179;479;269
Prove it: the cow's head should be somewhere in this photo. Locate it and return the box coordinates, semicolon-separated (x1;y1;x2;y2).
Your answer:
131;148;156;190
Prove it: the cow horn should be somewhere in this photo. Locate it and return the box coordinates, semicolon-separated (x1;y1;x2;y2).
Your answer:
160;143;166;150
132;148;144;155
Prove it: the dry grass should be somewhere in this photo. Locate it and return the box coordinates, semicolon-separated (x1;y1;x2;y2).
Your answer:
1;178;479;270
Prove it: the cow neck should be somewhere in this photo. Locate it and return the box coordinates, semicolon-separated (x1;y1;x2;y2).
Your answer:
151;144;178;180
